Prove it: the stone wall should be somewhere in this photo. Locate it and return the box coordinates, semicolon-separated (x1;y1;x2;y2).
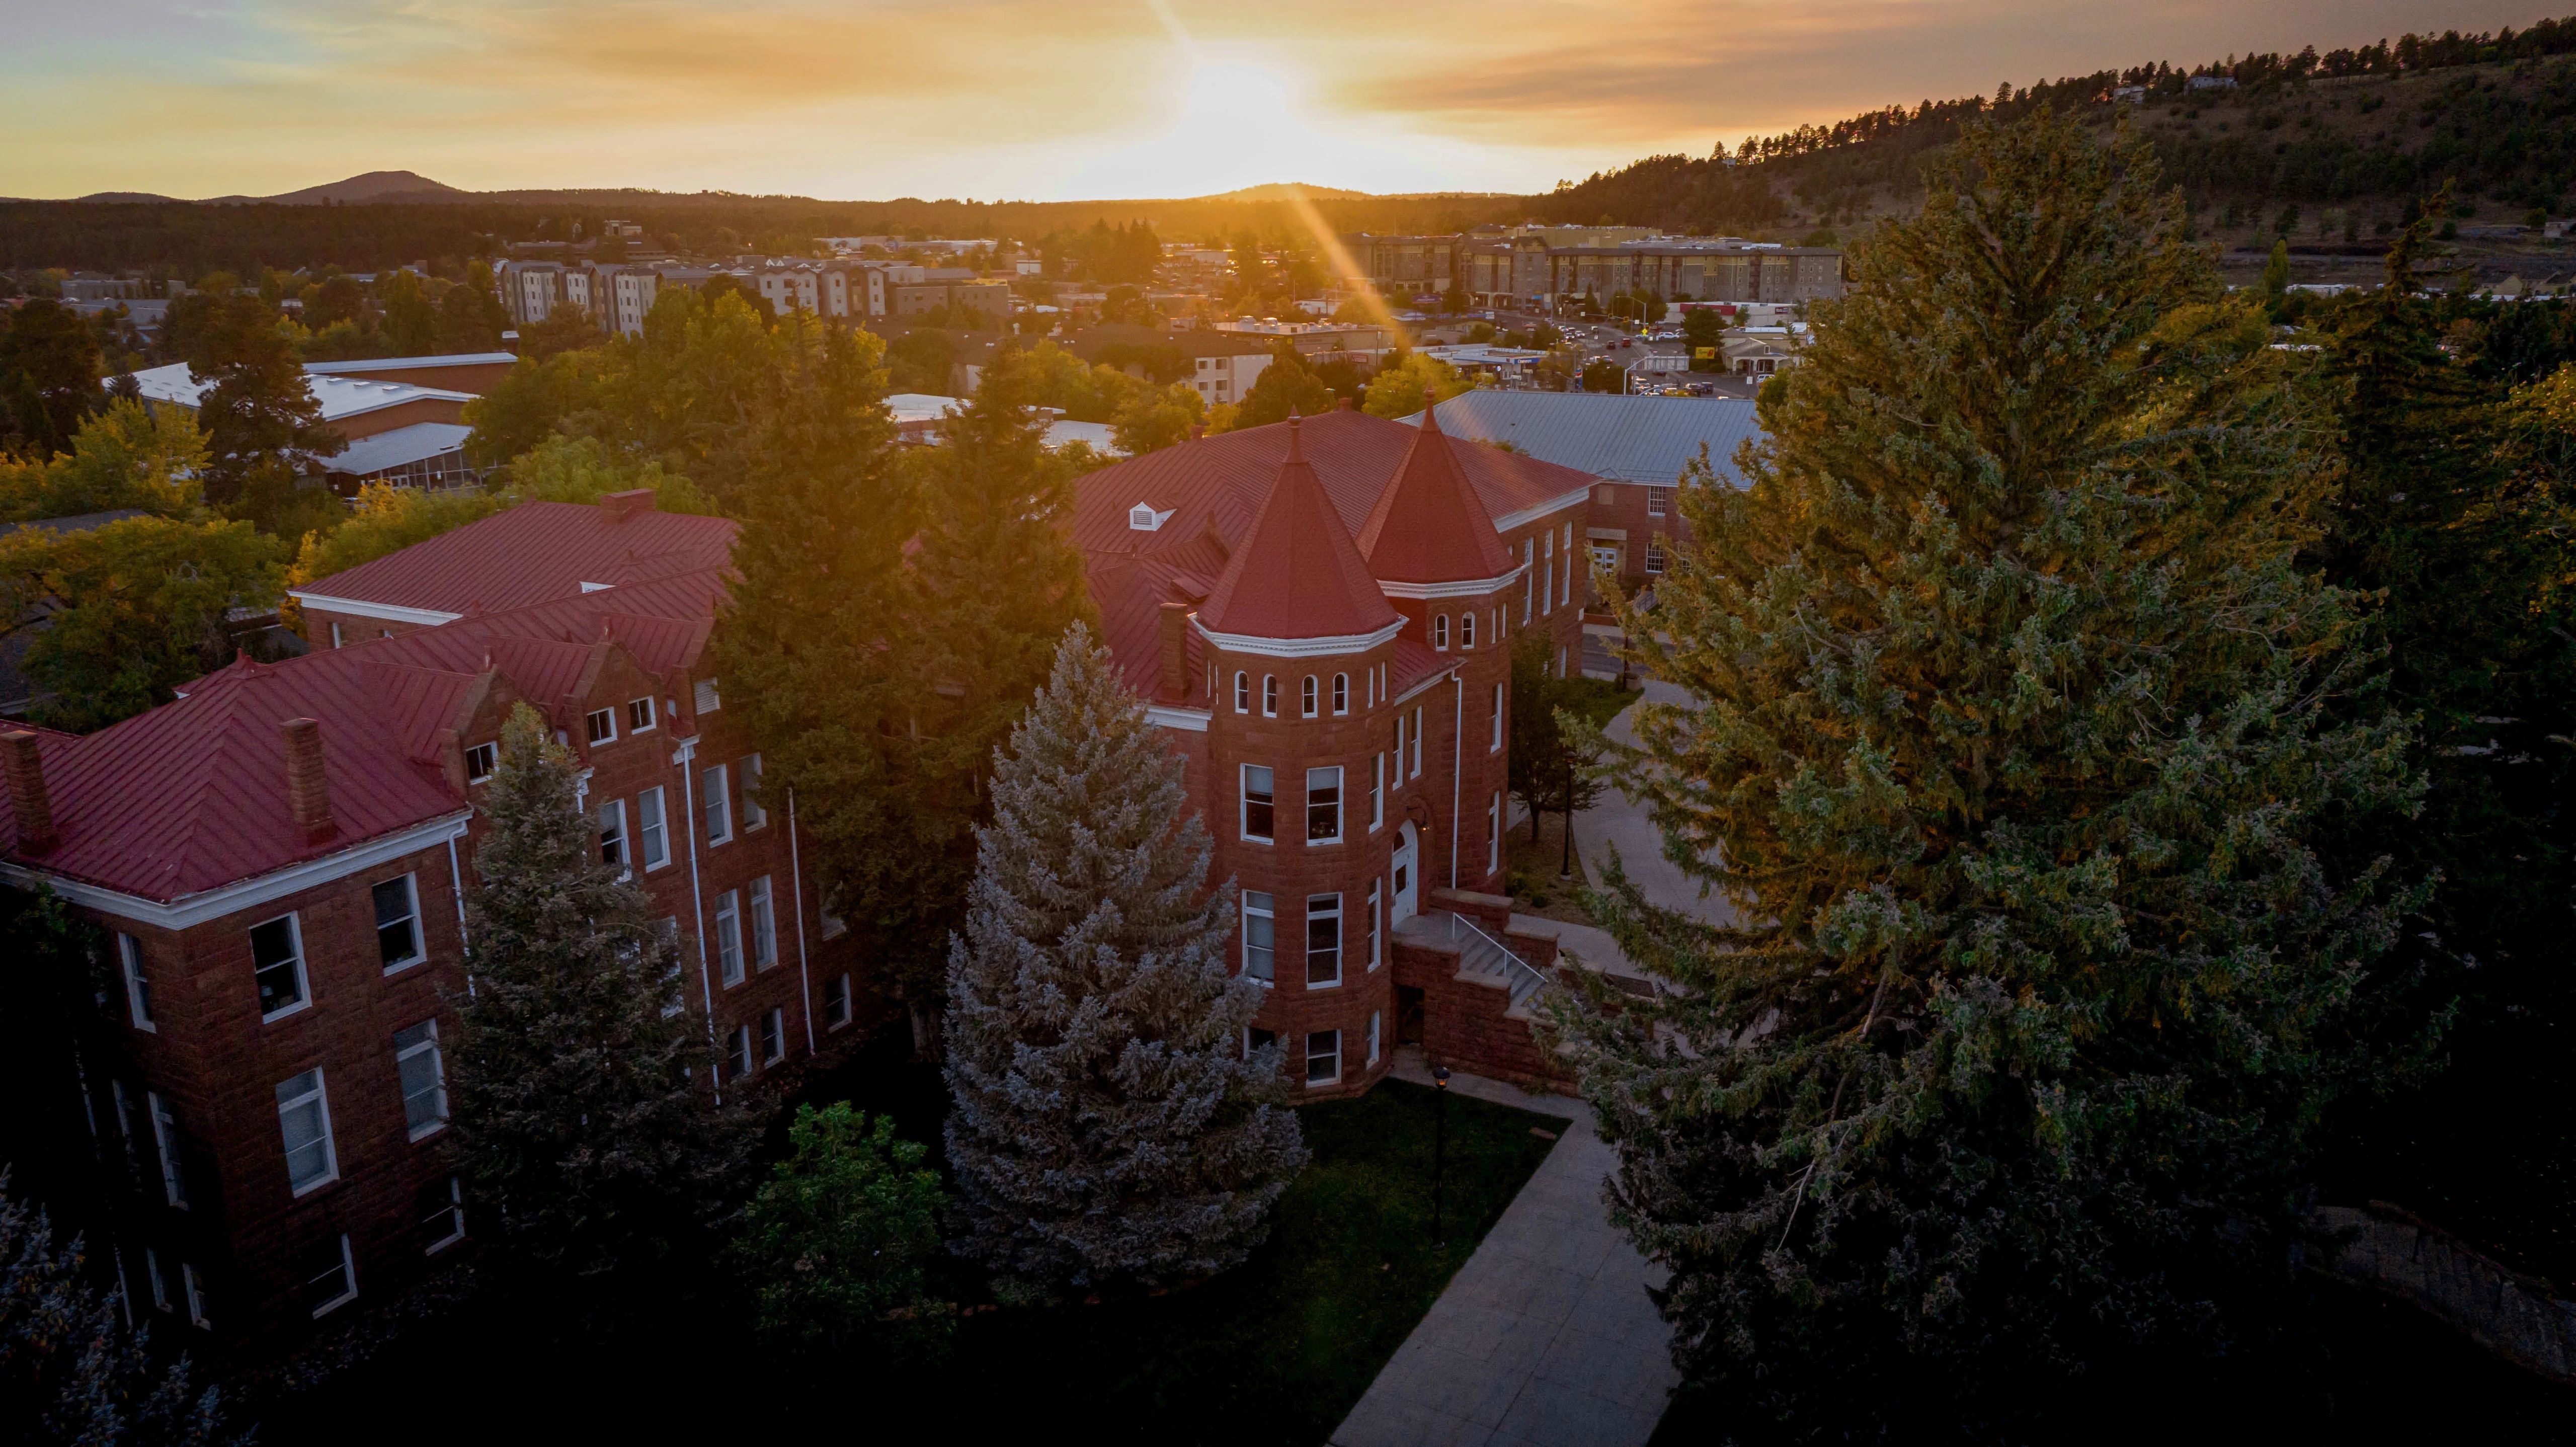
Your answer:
2318;1202;2576;1380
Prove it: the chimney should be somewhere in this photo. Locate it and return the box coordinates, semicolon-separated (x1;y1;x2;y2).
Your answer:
1158;603;1191;703
1336;395;1354;411
282;718;337;844
599;488;656;523
2;731;56;853
1187;424;1204;442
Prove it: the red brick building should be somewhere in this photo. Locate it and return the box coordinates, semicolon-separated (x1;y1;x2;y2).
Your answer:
0;491;861;1351
1076;405;1601;1098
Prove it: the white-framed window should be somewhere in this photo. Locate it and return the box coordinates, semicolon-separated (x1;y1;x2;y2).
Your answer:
750;876;778;970
1646;534;1667;574
394;1020;448;1140
1488;793;1502;874
374;874;425;972
1370;753;1385;831
303;1232;358;1318
1541;531;1553;616
1243;891;1275;983
118;934;154;1031
1307;893;1341;987
1334;673;1349;714
329;621;344;650
703;764;733;844
728;1024;755;1077
694;677;722;714
274;1069;338;1196
1492;683;1505;751
597;797;627;872
741;753;767;830
1523;539;1535;620
825;974;854;1029
250;913;309;1021
761;1007;786;1064
1412;706;1425;777
627;696;658;733
1366;879;1382;970
182;1263;209;1330
1262;675;1278;717
1432;614;1449;650
716;890;746;986
419;1176;466;1254
147;1090;187;1209
820;901;847;940
1563;523;1575;603
1394;714;1406;781
144;1247;171;1313
1369;1009;1383;1065
1462;611;1477;649
1241;765;1275;843
1306;1029;1340;1086
638;786;670;869
1306;766;1342;845
585;707;617;746
465;742;497;783
1301;676;1319;717
1647;484;1671;516
1234;671;1250;712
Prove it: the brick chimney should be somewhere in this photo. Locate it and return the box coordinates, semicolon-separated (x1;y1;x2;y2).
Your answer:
1;731;56;853
1157;603;1191;703
1336;395;1354;411
282;718;337;844
599;488;656;523
1187;424;1204;442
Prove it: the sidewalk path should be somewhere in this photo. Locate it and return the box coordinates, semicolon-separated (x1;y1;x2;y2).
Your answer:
1573;679;1733;929
1329;1052;1677;1447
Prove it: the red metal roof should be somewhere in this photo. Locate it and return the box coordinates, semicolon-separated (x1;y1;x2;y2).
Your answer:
1354;404;1515;584
2;564;726;904
293;497;736;617
1198;419;1401;641
1074;412;1593;698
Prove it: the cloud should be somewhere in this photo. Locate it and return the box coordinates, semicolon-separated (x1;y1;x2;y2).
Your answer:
1;0;2563;200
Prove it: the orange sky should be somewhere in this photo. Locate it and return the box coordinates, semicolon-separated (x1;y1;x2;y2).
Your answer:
2;1;2560;201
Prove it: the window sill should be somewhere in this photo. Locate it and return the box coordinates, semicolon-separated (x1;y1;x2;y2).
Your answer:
1241;835;1274;847
424;1230;466;1257
131;1021;158;1034
409;1121;447;1144
382;956;427;977
1306;979;1341;991
706;836;735;849
1306;837;1343;848
261;1000;312;1026
721;974;747;990
310;1289;358;1320
289;1172;340;1199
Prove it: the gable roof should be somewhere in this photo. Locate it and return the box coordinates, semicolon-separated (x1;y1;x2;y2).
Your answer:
1197;418;1400;642
1407;392;1762;486
292;497;737;620
1354;403;1515;585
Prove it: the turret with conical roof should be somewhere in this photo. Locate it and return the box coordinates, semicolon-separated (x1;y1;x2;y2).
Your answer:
1196;416;1402;646
1353;399;1516;586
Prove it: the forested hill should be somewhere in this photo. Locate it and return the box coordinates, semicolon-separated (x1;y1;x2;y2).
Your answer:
1542;17;2576;252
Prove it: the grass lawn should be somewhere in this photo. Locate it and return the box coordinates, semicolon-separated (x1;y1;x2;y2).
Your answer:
262;1060;1567;1446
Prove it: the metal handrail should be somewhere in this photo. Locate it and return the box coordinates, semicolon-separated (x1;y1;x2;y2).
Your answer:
1442;910;1551;1004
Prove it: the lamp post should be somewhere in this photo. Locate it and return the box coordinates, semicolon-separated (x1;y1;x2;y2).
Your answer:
1430;1064;1451;1246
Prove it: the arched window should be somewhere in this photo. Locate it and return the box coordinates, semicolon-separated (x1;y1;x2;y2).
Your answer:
1262;675;1278;716
1432;614;1450;650
1301;676;1319;717
1332;673;1349;714
1461;611;1477;649
1235;671;1250;713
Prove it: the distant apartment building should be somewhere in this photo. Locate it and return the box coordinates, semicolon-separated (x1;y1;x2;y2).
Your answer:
1341;231;1844;310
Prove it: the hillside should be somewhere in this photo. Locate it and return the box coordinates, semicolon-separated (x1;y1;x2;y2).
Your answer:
1545;17;2576;283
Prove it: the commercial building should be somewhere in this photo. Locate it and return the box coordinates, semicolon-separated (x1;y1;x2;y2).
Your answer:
1341;231;1844;311
121;354;517;494
0;491;862;1353
1075;405;1608;1096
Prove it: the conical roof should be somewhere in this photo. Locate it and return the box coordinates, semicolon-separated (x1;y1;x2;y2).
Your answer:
1198;417;1401;641
1354;398;1515;585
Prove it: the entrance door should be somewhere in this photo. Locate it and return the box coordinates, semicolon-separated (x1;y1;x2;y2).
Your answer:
1391;822;1419;927
1396;986;1426;1046
1590;542;1622;579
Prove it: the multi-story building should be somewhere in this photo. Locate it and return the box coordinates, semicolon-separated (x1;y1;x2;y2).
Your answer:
1342;231;1843;311
1075;405;1601;1094
0;491;864;1351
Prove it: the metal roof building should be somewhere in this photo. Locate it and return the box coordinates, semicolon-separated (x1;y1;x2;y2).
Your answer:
1406;392;1764;487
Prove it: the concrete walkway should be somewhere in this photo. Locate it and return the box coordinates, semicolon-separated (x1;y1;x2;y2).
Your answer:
1330;1052;1678;1447
1572;679;1733;930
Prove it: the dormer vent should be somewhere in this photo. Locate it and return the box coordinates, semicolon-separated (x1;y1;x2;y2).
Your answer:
1129;503;1174;532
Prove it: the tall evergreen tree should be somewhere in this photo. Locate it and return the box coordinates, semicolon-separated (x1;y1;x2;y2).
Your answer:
945;624;1305;1293
1559;110;2420;1434
181;293;341;509
448;704;757;1296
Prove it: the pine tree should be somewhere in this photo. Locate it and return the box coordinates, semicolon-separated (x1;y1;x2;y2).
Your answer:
944;624;1306;1293
448;703;757;1296
0;1174;233;1446
1560;110;2421;1433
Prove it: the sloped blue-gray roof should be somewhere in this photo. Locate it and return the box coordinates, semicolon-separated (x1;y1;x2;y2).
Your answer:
1408;392;1762;487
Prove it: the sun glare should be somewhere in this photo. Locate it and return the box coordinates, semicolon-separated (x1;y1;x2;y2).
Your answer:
1055;55;1401;199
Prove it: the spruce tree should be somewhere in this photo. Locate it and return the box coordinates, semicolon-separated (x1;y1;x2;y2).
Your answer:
1560;110;2421;1433
945;624;1305;1293
448;703;757;1295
